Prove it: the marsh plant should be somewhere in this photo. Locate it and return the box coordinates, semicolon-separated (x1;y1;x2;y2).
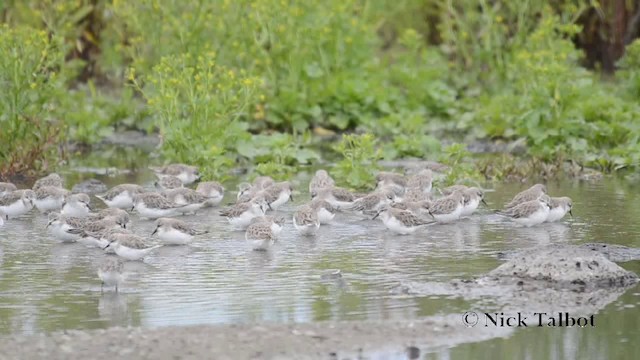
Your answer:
332;134;382;190
0;25;68;177
3;0;640;180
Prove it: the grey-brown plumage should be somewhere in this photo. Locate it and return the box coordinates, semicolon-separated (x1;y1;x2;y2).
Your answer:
0;182;17;196
376;171;407;188
504;184;547;209
35;186;70;200
33;173;64;190
312;186;356;202
162;188;210;204
252;176;275;190
309;169;335;193
105;232;159;250
428;191;464;216
0;190;32;206
440;185;468;197
99;184;145;201
154;217;209;236
310;199;336;213
220;197;267;218
402;187;433;203
236;182;255;203
88;208;130;227
155;175;183;190
196;181;224;196
293;204;319;226
135;192;185;210
406;169;433;192
47;212;88;229
245;222;275;238
346;188;395;213
392;200;432;214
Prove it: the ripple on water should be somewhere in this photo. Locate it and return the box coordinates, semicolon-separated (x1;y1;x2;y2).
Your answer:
0;179;639;334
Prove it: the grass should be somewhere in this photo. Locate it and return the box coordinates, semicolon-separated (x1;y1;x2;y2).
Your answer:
1;1;640;184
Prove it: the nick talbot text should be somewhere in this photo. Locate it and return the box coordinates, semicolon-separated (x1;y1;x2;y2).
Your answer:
483;312;594;327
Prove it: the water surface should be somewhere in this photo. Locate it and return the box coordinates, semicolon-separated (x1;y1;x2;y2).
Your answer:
1;169;639;359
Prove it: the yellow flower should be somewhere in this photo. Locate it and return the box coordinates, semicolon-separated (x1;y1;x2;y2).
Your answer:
30;82;37;89
496;15;503;23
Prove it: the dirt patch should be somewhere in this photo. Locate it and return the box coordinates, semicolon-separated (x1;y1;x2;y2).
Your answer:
0;316;513;360
497;243;640;263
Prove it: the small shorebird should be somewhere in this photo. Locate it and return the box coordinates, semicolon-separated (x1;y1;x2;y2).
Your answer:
236;182;254;203
428;191;465;223
406;169;433;194
496;197;551;227
151;217;209;245
346;188;396;215
196;181;225;207
70;226;130;250
88;208;131;228
439;184;468;197
310;199;336;224
103;232;163;261
262;182;293;210
373;207;436;235
0;182;17;197
161;188;211;214
545;196;573;222
402;187;433;203
391;200;432;217
150;163;200;185
460;187;487;217
252;176;275;190
98;257;125;293
46;213;89;243
311;186;357;210
293;204;320;236
0;190;35;219
32;173;64;190
245;220;277;251
250;215;285;236
34;186;70;213
132;192;187;219
96;184;145;209
61;193;92;217
309;169;335;193
376;171;406;197
504;184;547;209
154;175;183;190
220;197;269;229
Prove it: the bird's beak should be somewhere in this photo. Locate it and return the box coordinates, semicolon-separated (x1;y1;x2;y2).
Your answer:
267;203;273;211
87;203;93;211
122;223;127;229
372;211;381;220
151;227;158;236
289;194;294;201
130;205;135;211
481;199;488;207
428;211;435;219
102;243;111;250
569;209;573;217
46;221;52;228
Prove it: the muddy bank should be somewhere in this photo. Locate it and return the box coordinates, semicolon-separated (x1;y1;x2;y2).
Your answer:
497;243;640;263
393;245;639;317
0;316;512;360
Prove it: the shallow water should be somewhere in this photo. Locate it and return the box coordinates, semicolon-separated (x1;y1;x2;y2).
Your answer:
1;167;640;358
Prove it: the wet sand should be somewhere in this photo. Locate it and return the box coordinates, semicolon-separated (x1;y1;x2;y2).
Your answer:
0;316;513;360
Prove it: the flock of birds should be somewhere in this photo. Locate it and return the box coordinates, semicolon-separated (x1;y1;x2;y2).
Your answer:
0;164;573;292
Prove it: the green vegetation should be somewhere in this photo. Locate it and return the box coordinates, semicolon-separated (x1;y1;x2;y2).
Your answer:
2;0;640;185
